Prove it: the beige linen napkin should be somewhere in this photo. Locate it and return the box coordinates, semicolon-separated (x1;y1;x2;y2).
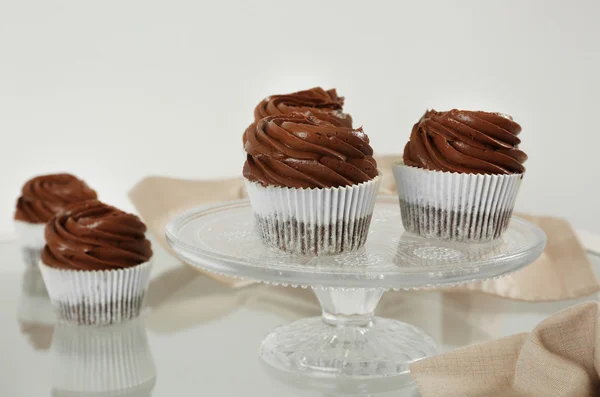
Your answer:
129;155;599;299
410;301;600;397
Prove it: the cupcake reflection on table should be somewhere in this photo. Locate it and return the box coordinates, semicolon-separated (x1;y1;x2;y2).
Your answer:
393;109;528;242
17;267;55;350
39;200;153;326
51;318;156;397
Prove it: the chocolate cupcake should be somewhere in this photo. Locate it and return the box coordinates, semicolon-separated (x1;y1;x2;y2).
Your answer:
253;87;352;127
39;200;153;325
243;113;380;255
14;173;97;267
393;110;527;241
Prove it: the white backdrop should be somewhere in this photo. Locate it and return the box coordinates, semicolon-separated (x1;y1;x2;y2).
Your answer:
1;0;599;236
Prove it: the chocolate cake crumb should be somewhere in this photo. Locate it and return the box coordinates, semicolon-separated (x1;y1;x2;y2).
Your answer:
399;200;513;242
254;214;373;256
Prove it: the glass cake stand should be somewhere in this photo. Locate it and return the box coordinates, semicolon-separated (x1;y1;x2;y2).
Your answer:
165;196;546;379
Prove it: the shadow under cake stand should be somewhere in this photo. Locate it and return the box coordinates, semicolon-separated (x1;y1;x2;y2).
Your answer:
165;196;546;379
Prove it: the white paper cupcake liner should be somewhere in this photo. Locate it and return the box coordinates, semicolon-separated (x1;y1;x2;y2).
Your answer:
39;260;153;326
392;161;522;242
245;176;381;255
15;220;46;267
51;318;156;396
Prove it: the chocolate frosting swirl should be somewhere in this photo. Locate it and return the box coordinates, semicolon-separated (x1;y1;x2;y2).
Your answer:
15;173;98;223
253;87;352;127
403;110;527;174
243;113;378;189
41;200;152;271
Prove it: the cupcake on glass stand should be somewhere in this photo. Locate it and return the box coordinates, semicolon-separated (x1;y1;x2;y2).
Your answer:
243;113;380;256
393;109;527;242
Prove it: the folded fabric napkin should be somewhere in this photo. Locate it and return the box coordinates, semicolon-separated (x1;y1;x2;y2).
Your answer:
128;155;599;300
410;301;600;397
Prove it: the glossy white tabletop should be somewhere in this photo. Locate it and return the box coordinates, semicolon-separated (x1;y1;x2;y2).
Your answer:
1;239;599;396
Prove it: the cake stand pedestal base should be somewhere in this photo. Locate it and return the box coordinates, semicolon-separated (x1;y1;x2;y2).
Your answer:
260;288;438;378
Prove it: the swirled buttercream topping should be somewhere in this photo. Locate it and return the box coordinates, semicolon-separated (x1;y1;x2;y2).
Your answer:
403;109;527;174
243;113;377;189
41;200;152;270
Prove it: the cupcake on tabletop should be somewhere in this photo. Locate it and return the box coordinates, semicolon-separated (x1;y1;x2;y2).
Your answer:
14;173;97;267
39;200;153;326
393;109;527;242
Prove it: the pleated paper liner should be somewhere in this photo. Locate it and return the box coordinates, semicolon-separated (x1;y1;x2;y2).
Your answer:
40;261;153;326
392;161;522;242
245;176;381;256
51;318;156;396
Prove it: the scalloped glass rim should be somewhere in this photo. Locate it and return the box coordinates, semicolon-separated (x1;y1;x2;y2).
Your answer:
165;196;546;289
